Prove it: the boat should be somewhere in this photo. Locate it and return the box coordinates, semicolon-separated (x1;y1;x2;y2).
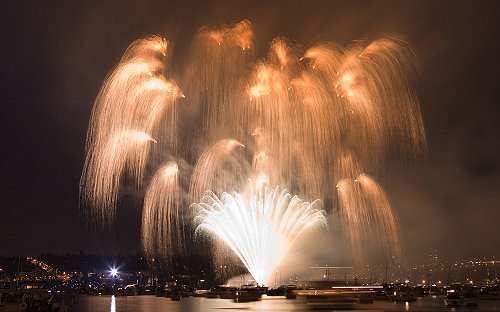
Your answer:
123;284;139;296
182;288;192;298
234;289;261;302
205;289;219;298
192;289;209;297
428;285;444;296
391;286;416;302
170;292;182;301
1;282;56;311
478;286;500;300
444;289;463;306
443;286;480;307
155;285;166;297
234;285;264;302
218;287;238;299
372;289;391;300
169;286;183;301
285;285;297;299
266;286;286;296
414;285;426;297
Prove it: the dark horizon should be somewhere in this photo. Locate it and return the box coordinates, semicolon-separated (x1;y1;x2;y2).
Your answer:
1;0;499;263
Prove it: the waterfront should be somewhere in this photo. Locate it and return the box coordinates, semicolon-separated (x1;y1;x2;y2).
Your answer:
68;295;500;312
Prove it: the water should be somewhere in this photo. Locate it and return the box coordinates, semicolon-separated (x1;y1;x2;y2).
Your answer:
71;295;500;312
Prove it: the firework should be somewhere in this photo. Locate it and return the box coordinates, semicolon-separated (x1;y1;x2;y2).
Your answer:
81;20;425;284
142;161;181;261
80;36;182;225
192;184;326;285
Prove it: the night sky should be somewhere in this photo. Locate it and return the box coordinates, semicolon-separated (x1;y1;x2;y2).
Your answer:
1;0;498;263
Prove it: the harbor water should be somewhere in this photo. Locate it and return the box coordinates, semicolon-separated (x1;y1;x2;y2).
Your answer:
70;294;500;312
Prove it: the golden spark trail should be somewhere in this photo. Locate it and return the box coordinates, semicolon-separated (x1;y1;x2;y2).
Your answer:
142;161;181;261
336;174;401;261
80;36;183;225
189;139;247;202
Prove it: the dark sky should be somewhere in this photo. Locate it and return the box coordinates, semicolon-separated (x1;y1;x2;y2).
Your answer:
0;0;498;262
